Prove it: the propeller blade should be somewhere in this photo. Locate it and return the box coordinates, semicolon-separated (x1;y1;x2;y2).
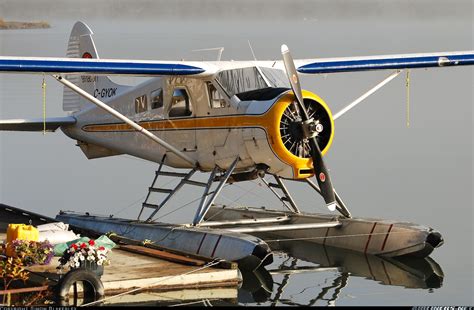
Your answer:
308;136;337;211
281;45;306;112
281;44;337;211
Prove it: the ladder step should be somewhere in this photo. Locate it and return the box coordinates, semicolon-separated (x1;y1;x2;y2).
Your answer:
149;187;173;194
183;180;208;187
156;171;189;178
281;197;290;202
268;183;281;189
142;203;159;209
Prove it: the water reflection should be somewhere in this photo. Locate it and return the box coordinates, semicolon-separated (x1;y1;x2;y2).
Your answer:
239;268;273;303
238;241;443;306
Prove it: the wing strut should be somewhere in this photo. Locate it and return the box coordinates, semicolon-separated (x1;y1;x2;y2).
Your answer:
333;70;402;120
53;75;197;167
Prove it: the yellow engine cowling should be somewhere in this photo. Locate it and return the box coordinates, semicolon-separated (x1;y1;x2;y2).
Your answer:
243;89;334;180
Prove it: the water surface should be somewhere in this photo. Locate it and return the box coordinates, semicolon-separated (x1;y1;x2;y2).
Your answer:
0;0;472;306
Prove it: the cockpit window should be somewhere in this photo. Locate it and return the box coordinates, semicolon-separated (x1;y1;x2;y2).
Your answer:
216;67;289;97
169;88;193;117
207;82;227;108
134;94;148;113
151;89;163;109
259;67;289;88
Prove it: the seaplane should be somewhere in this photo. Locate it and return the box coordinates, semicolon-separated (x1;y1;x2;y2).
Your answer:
1;21;473;270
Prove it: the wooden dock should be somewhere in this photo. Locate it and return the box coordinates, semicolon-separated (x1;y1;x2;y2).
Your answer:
0;233;241;305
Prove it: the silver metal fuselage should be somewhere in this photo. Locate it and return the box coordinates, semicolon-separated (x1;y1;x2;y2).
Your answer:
61;75;298;178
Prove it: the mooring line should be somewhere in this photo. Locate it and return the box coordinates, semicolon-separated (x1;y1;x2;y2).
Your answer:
151;181;232;222
80;258;225;307
169;298;219;307
406;69;411;128
42;75;46;135
113;194;147;216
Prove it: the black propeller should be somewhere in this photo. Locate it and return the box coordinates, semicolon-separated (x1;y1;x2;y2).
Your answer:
281;44;337;211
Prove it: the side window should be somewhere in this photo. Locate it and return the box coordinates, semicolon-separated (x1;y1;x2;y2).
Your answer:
208;82;226;108
169;88;193;117
134;94;148;113
151;89;163;109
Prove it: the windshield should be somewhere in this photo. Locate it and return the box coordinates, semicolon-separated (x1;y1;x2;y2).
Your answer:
216;67;289;97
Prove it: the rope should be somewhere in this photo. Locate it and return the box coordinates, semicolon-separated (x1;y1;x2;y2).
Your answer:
218;183;260;207
114;194;147;216
406;69;410;128
230;179;271;206
141;239;153;246
150;179;270;223
151;182;232;222
80;258;225;307
169;298;220;307
152;194;208;221
42;76;46;135
264;230;416;243
105;232;117;238
114;165;189;217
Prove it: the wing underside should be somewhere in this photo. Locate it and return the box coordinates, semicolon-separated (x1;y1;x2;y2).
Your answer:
0;117;76;132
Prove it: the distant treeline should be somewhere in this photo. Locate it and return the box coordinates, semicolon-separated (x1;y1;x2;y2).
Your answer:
0;18;50;29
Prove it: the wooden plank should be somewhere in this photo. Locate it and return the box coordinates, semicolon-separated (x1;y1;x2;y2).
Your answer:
103;269;240;292
106;233;237;270
118;244;206;266
0;285;49;295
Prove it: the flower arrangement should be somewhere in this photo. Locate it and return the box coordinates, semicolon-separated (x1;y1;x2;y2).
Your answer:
58;239;110;270
7;239;54;266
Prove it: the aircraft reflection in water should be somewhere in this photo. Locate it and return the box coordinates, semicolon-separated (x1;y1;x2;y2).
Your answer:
238;241;443;306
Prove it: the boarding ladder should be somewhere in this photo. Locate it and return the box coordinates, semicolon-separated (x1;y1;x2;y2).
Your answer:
138;161;208;222
261;175;301;213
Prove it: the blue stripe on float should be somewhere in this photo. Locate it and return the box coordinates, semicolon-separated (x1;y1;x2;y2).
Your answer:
0;59;205;75
297;54;474;74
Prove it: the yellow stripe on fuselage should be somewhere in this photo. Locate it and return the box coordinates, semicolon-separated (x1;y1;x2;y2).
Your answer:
83;114;265;132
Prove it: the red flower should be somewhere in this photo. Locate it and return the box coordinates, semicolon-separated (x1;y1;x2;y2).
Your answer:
80;243;87;249
71;243;78;250
88;239;95;246
99;246;105;251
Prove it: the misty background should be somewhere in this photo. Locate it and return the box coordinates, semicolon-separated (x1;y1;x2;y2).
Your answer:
0;0;472;305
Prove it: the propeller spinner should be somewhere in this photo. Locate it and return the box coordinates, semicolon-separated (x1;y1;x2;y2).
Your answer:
281;44;337;211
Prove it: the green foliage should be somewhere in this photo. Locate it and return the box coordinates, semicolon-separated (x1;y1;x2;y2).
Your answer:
0;256;30;304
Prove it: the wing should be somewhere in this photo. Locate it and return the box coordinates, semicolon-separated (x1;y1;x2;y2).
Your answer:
293;51;474;74
0;117;76;132
2;51;472;77
0;56;216;77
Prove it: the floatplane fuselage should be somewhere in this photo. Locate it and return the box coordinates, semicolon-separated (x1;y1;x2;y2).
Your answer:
65;72;333;181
